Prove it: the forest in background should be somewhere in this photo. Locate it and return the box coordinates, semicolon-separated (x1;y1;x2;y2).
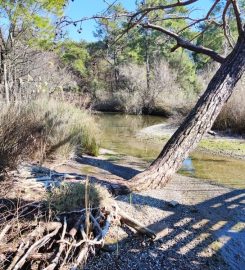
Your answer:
1;0;244;135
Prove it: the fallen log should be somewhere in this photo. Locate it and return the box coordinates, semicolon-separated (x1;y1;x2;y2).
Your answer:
118;210;156;239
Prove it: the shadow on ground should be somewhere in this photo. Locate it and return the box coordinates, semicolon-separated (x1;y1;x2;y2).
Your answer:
18;157;245;270
75;156;245;270
75;156;139;179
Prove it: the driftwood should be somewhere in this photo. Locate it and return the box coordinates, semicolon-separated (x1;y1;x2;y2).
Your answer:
1;199;156;270
71;244;89;270
119;210;156;239
0;224;11;243
13;222;62;270
43;218;67;270
1;205;114;269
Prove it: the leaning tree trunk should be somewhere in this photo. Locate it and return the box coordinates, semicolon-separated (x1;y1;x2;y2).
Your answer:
114;34;245;194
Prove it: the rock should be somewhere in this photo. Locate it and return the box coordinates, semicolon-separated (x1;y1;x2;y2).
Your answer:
158;238;164;244
168;200;179;207
101;244;117;253
208;130;217;136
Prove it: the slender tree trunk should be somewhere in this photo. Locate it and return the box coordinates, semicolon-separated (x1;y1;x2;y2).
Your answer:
0;49;4;98
3;62;10;104
113;50;119;91
145;31;150;94
113;35;245;194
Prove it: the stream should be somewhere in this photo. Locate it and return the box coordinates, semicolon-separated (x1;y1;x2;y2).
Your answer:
95;113;245;189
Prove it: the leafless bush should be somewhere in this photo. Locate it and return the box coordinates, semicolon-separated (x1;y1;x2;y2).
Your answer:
198;65;245;135
214;77;245;135
0;45;79;103
0;105;43;175
115;60;196;115
0;99;99;178
17;51;78;100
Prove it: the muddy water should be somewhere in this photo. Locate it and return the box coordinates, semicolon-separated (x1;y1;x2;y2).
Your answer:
95;113;245;189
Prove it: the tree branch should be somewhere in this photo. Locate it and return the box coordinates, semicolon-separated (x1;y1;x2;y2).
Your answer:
141;23;225;63
177;0;221;34
230;0;244;36
222;0;234;48
130;0;198;22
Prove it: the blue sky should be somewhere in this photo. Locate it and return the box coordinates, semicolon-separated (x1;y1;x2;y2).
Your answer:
64;0;212;42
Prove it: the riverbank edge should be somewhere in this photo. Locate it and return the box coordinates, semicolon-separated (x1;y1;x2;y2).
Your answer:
138;123;245;160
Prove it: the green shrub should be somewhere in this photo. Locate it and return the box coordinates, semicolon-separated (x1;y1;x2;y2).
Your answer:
79;131;100;157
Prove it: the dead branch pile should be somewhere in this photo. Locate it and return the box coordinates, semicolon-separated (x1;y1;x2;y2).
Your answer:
0;199;155;270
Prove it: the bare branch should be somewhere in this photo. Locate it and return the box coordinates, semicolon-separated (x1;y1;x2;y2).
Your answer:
141;23;225;63
230;0;244;36
58;15;114;27
222;0;234;48
177;0;221;34
113;11;148;44
130;0;198;22
102;0;119;14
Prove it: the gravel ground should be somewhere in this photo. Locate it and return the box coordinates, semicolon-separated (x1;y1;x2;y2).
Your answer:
9;155;244;270
84;176;245;270
71;155;244;270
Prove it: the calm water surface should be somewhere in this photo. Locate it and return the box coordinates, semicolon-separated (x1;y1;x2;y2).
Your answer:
95;113;245;189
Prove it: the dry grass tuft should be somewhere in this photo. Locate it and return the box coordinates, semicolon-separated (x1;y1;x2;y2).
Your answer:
214;78;245;136
48;181;111;213
0;105;44;175
0;99;100;178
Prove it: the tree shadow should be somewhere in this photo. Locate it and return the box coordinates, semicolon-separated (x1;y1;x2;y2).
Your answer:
75;156;140;179
16;162;245;269
103;189;244;270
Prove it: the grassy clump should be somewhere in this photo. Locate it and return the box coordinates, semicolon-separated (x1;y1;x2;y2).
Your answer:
213;79;245;136
198;138;245;156
0;99;99;176
31;98;100;160
79;131;100;157
48;182;110;212
0;106;43;174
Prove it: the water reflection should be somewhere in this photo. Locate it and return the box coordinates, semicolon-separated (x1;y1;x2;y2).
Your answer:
183;153;245;189
182;158;195;175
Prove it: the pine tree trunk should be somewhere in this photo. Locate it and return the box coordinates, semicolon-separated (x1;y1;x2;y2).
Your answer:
116;35;245;194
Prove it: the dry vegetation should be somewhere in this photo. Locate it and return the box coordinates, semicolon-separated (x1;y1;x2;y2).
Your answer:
94;60;197;116
200;66;245;136
48;182;111;213
214;77;245;136
0;99;99;178
0;180;113;270
0;106;43;176
0;172;155;269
